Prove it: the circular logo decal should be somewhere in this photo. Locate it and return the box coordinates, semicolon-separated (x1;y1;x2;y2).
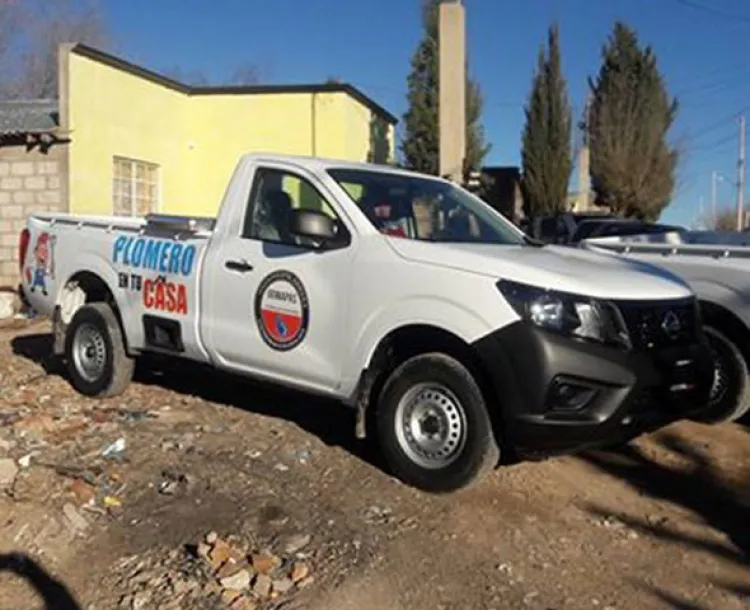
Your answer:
254;270;310;351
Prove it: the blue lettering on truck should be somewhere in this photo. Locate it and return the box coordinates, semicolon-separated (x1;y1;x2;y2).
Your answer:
112;235;196;277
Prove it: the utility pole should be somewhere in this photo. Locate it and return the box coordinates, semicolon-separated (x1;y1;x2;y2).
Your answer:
712;170;719;227
438;0;466;183
736;115;746;231
577;93;593;212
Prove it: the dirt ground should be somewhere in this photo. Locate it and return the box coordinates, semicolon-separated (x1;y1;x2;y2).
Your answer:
0;320;749;610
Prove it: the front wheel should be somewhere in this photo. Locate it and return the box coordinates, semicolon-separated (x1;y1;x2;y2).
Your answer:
64;302;134;398
692;325;750;424
375;352;500;493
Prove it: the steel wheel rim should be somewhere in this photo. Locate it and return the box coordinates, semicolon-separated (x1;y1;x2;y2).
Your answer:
394;382;468;470
709;345;729;404
72;322;108;383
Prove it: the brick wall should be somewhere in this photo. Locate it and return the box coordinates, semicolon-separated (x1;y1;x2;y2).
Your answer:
0;142;68;288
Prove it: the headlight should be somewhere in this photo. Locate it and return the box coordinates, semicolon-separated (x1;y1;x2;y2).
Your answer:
497;279;630;348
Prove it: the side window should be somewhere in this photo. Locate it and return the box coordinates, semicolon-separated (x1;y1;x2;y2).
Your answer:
113;156;159;217
241;167;343;246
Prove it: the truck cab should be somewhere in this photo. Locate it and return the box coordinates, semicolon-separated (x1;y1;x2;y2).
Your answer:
19;153;715;493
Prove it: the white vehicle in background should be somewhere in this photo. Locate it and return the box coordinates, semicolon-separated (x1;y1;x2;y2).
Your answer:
18;153;714;493
583;229;750;424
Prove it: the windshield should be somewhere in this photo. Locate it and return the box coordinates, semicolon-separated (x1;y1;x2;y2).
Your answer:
327;168;526;245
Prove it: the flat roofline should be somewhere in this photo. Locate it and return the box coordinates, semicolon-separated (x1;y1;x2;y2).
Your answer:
70;43;399;125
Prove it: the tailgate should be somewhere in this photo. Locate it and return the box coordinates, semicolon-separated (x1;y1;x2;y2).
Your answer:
19;216;59;317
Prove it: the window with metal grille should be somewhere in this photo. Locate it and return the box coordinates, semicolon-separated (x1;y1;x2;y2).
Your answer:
112;156;160;217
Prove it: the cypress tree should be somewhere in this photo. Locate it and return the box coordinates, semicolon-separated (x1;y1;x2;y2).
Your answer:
520;23;573;216
586;22;679;220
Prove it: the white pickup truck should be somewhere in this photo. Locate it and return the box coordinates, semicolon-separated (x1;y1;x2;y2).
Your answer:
19;153;714;493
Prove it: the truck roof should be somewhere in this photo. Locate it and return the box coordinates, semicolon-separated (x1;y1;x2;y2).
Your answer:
240;152;445;181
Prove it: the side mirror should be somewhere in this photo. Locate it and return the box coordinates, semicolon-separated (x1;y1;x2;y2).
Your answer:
289;208;340;245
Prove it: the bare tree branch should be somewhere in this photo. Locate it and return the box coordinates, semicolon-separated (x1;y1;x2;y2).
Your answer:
0;1;22;70
0;0;110;99
162;62;264;88
162;65;211;87
0;0;263;99
229;62;260;86
701;207;745;231
0;0;105;99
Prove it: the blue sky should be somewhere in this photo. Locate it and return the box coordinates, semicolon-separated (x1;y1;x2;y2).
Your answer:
101;0;750;226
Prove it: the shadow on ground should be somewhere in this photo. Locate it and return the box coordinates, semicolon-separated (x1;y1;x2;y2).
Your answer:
11;332;389;474
579;430;750;609
0;552;82;610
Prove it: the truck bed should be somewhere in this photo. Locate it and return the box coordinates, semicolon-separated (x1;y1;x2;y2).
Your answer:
28;212;217;234
22;211;216;363
580;232;750;329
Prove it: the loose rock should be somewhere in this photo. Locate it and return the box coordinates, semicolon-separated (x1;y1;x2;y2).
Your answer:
62;502;89;533
0;436;14;454
197;542;211;561
209;539;236;572
0;292;15;319
253;573;272;597
0;457;18;489
297;575;315;589
221;589;241;605
229;596;257;610
216;558;252;580
69;478;96;504
219;569;251;591
290;561;310;583
251;552;281;575
278;533;311;555
273;577;294;594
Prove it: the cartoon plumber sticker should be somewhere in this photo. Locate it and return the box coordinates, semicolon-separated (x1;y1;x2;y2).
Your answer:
27;232;56;296
254;270;310;351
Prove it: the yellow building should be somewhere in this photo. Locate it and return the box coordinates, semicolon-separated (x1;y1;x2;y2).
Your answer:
58;43;398;218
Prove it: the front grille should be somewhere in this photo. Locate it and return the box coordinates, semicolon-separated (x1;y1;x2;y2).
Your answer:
614;297;699;351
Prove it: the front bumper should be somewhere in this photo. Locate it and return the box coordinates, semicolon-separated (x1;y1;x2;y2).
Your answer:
472;321;714;457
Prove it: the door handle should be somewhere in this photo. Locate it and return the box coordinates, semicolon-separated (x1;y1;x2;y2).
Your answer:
225;259;254;273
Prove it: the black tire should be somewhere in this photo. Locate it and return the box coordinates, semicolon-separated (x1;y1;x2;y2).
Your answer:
692;325;750;424
64;302;134;398
375;352;500;493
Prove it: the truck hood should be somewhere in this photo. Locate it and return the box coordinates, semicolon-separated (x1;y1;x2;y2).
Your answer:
386;239;693;301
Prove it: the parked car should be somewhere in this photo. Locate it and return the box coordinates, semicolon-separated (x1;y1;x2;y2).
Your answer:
527;212;614;244
571;219;684;243
527;212;683;245
19;153;714;493
582;231;750;424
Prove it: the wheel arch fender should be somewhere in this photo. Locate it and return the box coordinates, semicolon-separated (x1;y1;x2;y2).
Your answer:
345;299;508;448
693;280;750;363
53;257;131;355
348;296;501;386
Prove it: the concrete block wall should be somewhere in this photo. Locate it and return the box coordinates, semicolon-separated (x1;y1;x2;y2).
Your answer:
0;144;67;288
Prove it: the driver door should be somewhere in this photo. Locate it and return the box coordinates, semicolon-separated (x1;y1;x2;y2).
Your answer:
201;162;356;394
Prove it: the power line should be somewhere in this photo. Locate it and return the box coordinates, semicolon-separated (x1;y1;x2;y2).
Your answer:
675;64;750;97
737;115;746;229
688;103;750;140
678;75;750;102
673;0;750;23
690;131;737;152
687;140;738;166
679;90;750;114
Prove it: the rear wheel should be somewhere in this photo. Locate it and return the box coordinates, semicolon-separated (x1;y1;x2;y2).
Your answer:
693;325;750;424
64;302;134;398
375;352;500;493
